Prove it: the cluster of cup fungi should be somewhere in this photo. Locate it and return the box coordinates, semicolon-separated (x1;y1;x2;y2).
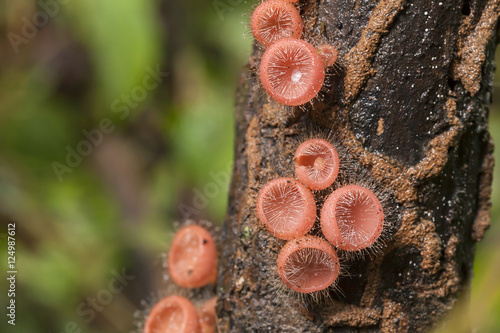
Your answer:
251;0;386;298
251;0;338;106
142;225;219;333
140;1;388;331
257;139;385;296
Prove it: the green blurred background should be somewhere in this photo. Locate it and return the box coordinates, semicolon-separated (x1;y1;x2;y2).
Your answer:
0;0;498;332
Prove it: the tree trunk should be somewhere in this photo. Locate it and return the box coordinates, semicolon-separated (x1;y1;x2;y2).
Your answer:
217;0;499;331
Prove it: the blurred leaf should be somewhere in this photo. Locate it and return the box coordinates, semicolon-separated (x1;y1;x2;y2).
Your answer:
63;0;161;107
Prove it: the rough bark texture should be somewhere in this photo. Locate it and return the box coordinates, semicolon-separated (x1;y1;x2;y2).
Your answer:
218;0;499;331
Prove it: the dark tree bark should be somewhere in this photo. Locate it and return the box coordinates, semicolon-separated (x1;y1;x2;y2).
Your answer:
217;0;499;331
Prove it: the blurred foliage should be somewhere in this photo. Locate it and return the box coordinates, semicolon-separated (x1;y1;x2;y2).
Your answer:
0;0;498;332
0;0;252;332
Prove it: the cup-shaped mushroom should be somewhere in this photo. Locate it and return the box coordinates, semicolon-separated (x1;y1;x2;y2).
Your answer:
256;178;316;240
294;139;340;190
198;297;217;333
144;295;201;333
259;38;325;106
168;225;218;288
251;0;303;47
320;185;384;251
317;44;338;67
277;235;340;293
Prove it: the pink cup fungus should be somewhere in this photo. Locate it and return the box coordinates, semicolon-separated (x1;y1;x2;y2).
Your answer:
259;38;325;106
251;0;303;47
277;235;340;293
198;297;217;333
256;177;316;240
168;225;218;288
294;139;340;190
144;295;201;333
317;44;338;67
320;185;384;251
